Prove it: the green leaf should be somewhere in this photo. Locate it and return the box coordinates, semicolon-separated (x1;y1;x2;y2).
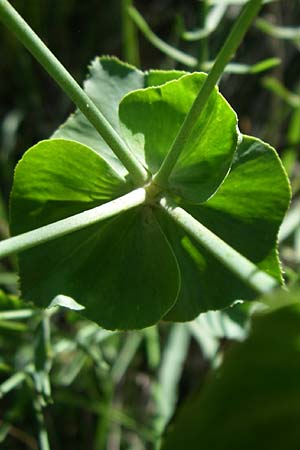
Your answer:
161;135;290;321
119;72;238;203
11;139;128;208
53;56;186;177
9;57;290;329
10;139;180;330
162;290;300;450
188;302;250;361
48;295;85;311
53;56;144;176
145;70;186;86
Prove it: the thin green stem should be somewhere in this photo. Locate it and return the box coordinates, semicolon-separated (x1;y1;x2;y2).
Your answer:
255;17;300;40
153;0;263;188
111;334;142;384
128;6;197;67
202;58;280;75
0;0;148;185
122;0;140;66
0;309;36;320
34;314;52;401
144;326;160;370
278;200;300;243
159;196;279;295
182;3;227;42
0;188;146;260
0;372;26;398
33;397;51;450
197;0;209;66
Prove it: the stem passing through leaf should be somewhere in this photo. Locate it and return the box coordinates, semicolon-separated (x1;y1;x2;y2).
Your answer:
0;188;147;259
159;195;279;295
0;0;148;185
153;0;264;188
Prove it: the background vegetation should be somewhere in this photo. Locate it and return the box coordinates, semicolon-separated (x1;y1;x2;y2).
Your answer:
0;1;299;449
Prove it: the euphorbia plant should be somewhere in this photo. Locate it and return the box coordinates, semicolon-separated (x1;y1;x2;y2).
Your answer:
0;0;290;330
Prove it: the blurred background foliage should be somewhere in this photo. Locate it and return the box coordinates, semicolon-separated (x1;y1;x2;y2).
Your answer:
0;1;299;449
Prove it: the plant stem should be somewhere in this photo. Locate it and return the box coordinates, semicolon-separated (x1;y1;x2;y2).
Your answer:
255;17;300;40
0;372;26;398
159;196;279;295
0;0;148;185
111;333;142;384
0;309;36;320
278;200;300;243
33;397;51;450
128;6;197;67
153;0;263;188
144;326;160;370
34;314;52;401
182;3;227;42
0;188;146;259
197;0;209;66
122;0;140;66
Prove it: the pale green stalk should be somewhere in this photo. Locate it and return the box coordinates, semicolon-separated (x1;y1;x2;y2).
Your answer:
33;397;51;450
122;0;140;66
278;200;300;243
182;3;227;41
203;58;280;75
196;0;209;65
155;324;190;436
111;334;143;384
34;314;52;400
128;6;197;67
0;188;146;259
256;17;300;40
0;372;26;398
159;196;279;294
144;326;160;370
0;309;36;320
154;0;263;188
0;0;148;185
